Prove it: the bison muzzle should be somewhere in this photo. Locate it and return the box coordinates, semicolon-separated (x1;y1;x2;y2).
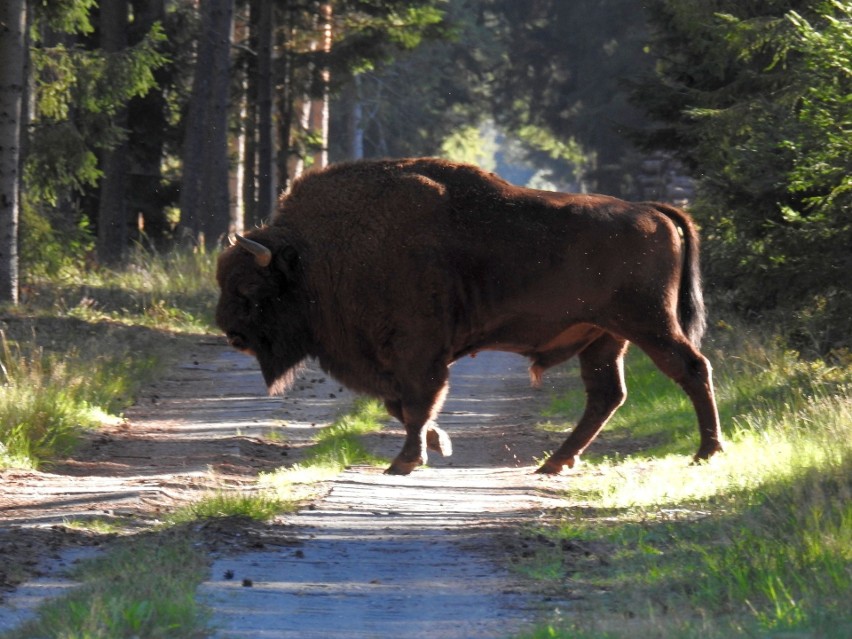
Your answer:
216;158;723;475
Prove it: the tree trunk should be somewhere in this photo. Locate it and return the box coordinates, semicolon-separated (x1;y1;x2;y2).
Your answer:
310;2;332;169
240;0;259;229
97;0;130;265
180;0;234;249
255;0;276;222
0;0;26;304
128;0;169;248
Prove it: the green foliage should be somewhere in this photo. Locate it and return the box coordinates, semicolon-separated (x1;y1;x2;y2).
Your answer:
26;21;167;206
635;0;852;353
480;0;654;194
329;0;490;161
19;198;94;278
440;123;498;170
31;0;97;36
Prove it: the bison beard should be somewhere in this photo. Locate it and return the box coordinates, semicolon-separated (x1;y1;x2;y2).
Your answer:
215;158;724;476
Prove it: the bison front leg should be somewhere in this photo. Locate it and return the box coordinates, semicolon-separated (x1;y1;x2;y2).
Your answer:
385;399;453;459
425;422;453;457
385;380;450;476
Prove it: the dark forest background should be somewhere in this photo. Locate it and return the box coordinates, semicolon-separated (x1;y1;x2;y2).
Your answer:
1;0;849;353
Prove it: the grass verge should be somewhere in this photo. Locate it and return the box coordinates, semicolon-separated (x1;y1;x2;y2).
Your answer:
0;249;219;469
1;529;210;639
517;329;852;638
259;397;388;489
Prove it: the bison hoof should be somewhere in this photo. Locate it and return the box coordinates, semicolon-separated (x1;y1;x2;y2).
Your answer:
692;441;724;464
426;426;453;457
534;455;577;475
384;457;423;476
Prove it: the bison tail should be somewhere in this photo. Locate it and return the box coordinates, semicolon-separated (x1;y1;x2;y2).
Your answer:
654;203;707;347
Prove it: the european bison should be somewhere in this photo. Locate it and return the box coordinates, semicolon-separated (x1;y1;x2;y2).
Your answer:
216;158;723;475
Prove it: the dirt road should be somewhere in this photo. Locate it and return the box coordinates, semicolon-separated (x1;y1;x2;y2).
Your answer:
0;339;572;636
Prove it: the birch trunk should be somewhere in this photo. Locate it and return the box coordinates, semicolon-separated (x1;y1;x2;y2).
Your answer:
0;0;26;303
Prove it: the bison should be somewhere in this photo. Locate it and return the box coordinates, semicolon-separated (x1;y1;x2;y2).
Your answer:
216;158;723;475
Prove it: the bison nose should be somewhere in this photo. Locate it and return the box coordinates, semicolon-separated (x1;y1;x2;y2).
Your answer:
226;332;249;351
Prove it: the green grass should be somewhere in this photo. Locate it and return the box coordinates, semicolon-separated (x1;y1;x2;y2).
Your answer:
260;397;388;488
0;397;389;639
1;530;210;639
52;247;219;333
1;248;218;469
167;490;292;526
519;329;852;638
0;331;155;468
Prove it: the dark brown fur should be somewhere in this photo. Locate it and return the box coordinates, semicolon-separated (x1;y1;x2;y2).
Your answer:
216;158;723;475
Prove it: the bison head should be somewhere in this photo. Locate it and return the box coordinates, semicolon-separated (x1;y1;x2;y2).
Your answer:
215;229;313;394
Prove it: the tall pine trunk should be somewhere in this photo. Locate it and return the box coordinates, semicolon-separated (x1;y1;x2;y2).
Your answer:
0;0;26;303
255;0;276;222
97;0;130;264
180;0;234;249
310;2;332;170
128;0;169;247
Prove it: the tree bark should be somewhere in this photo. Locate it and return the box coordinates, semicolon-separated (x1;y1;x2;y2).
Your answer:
180;0;234;249
255;0;276;222
310;2;332;169
0;0;26;304
97;0;130;265
240;0;259;229
128;0;169;247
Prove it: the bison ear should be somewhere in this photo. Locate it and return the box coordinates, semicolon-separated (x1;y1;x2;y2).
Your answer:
274;245;301;283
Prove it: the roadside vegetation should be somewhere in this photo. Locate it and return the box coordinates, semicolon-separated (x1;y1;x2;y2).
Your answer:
515;327;852;639
0;248;218;469
1;529;210;639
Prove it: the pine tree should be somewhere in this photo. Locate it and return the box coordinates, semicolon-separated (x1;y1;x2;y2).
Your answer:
179;0;234;248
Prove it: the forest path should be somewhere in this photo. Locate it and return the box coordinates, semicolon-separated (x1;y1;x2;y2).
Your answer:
0;340;572;637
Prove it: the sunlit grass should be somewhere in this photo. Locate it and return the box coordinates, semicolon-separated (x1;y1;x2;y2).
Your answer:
2;531;209;639
1;248;218;469
167;490;292;526
58;248;219;333
520;329;852;638
160;399;389;526
260;397;388;492
0;332;148;469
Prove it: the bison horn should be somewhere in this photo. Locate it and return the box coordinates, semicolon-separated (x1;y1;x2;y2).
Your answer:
235;234;272;268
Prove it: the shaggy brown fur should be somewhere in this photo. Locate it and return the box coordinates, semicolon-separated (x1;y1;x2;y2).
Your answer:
216;158;722;475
